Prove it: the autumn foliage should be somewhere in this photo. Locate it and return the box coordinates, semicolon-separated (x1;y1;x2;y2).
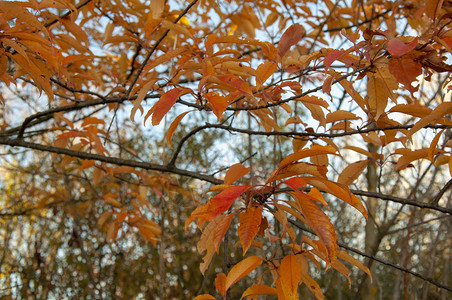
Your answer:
1;0;452;298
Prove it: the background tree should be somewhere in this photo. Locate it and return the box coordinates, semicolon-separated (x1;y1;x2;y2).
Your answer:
1;0;452;299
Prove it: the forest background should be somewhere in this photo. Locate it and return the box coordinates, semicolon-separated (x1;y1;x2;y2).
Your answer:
0;0;452;299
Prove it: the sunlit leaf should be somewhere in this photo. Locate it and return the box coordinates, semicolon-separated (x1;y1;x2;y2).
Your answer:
241;284;277;299
225;256;263;291
238;206;262;255
280;254;301;299
224;163;251;185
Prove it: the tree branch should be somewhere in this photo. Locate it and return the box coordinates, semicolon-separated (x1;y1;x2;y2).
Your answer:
288;219;452;293
0;137;221;185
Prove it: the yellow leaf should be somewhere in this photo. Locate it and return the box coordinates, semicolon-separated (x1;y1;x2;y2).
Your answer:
238;206;263;255
225;256;263;291
280;254;301;300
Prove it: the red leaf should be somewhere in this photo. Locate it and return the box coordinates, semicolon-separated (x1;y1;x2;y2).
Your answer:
388;57;422;95
324;49;344;70
206;185;250;220
387;37;418;57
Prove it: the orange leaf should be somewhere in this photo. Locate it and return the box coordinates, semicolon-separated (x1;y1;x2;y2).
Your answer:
449;155;452;177
367;67;398;119
215;273;227;297
224;163;251;185
387;37;418;57
142;47;187;73
285;186;338;261
166;111;190;149
428;129;445;162
238;206;263;255
280;254;301;300
150;0;165;18
325;110;360;123
256;61;277;87
204;92;229;120
193;295;216;300
151;88;189;125
0;1;47;34
407;102;452;138
337;250;372;282
302;177;368;219
337;160;369;186
331;259;351;287
278;145;337;170
277;24;305;57
241;284;277;299
213;213;235;253
426;0;444;19
225;256;263;291
197;216;224;275
396;149;429;170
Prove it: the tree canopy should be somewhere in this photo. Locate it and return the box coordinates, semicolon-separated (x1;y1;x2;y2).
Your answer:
0;0;452;299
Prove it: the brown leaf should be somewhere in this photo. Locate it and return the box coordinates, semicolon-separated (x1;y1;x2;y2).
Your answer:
277;24;305;57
